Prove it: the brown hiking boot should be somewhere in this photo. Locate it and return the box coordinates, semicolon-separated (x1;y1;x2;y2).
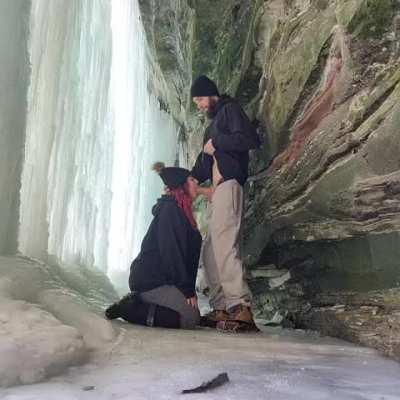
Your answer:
216;305;260;333
200;309;229;328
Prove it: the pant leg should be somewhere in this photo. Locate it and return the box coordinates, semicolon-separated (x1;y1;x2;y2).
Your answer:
201;202;226;310
210;180;252;310
115;293;180;329
140;285;200;330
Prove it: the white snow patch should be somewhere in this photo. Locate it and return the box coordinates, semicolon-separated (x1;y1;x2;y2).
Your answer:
0;256;117;387
0;298;86;387
269;271;291;288
39;289;115;351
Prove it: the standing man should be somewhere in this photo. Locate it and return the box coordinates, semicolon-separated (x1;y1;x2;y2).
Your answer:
190;75;261;332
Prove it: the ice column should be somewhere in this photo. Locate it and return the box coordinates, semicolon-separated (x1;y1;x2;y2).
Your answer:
107;0;178;287
19;0;114;270
19;0;177;283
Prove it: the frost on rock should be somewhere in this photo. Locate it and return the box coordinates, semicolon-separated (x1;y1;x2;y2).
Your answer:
0;256;118;387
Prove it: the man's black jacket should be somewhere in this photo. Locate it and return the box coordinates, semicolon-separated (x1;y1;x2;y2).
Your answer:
129;195;202;298
191;96;261;186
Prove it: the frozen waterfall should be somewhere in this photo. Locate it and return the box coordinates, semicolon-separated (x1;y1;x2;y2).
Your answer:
107;0;178;287
19;0;178;289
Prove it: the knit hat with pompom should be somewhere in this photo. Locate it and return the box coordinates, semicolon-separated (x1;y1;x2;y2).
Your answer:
152;162;191;189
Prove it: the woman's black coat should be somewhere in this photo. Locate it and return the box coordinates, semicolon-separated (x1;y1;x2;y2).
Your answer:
129;195;202;298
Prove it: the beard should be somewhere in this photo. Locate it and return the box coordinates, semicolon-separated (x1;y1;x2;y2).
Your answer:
206;97;219;119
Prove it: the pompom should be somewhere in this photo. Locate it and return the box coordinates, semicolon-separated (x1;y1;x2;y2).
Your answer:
152;162;165;174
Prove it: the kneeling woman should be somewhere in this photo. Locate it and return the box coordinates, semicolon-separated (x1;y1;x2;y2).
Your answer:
105;162;202;329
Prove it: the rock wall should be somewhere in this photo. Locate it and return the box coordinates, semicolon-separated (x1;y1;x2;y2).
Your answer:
244;0;400;360
140;0;400;359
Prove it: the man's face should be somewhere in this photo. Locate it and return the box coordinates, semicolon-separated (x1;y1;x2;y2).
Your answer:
193;96;215;113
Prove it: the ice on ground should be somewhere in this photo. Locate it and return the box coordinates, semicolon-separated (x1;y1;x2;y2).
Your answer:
1;256;400;397
3;322;400;399
0;298;86;387
0;256;118;387
39;289;114;351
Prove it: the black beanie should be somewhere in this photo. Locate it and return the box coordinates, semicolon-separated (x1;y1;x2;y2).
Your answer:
152;162;190;189
190;75;220;97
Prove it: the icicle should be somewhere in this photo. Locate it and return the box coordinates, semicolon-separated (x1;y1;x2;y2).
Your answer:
19;0;178;289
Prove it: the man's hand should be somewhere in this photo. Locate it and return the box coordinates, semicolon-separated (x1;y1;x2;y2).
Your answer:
197;186;214;202
203;139;216;155
186;296;198;309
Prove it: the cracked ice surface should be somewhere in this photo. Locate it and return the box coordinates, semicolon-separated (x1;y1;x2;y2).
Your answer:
3;324;400;400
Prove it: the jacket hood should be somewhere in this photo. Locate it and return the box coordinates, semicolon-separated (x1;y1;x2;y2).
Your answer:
151;195;176;216
207;94;235;119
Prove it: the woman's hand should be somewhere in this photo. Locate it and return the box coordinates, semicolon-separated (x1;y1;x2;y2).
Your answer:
186;296;199;309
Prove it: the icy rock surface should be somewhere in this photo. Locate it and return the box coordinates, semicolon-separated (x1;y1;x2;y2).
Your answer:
0;256;118;387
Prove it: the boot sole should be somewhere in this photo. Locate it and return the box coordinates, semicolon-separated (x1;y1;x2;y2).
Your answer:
216;320;260;333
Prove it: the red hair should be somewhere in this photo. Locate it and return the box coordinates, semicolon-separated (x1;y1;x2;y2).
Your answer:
169;185;197;229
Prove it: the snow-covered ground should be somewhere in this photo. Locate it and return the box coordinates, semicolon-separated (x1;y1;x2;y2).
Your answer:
0;256;118;387
1;257;399;398
3;322;400;400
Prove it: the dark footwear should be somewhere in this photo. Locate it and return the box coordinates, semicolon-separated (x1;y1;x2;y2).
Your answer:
107;292;181;329
105;303;121;320
119;292;139;307
104;292;138;320
200;309;229;328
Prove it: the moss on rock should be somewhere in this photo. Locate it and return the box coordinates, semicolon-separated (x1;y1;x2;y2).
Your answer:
349;0;400;39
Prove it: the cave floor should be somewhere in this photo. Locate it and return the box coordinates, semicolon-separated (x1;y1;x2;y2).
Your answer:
3;322;400;400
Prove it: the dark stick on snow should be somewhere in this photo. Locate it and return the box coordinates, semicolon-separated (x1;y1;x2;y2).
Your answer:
181;372;230;394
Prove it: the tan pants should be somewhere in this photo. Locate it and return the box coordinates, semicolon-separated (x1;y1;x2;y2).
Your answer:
201;179;252;311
